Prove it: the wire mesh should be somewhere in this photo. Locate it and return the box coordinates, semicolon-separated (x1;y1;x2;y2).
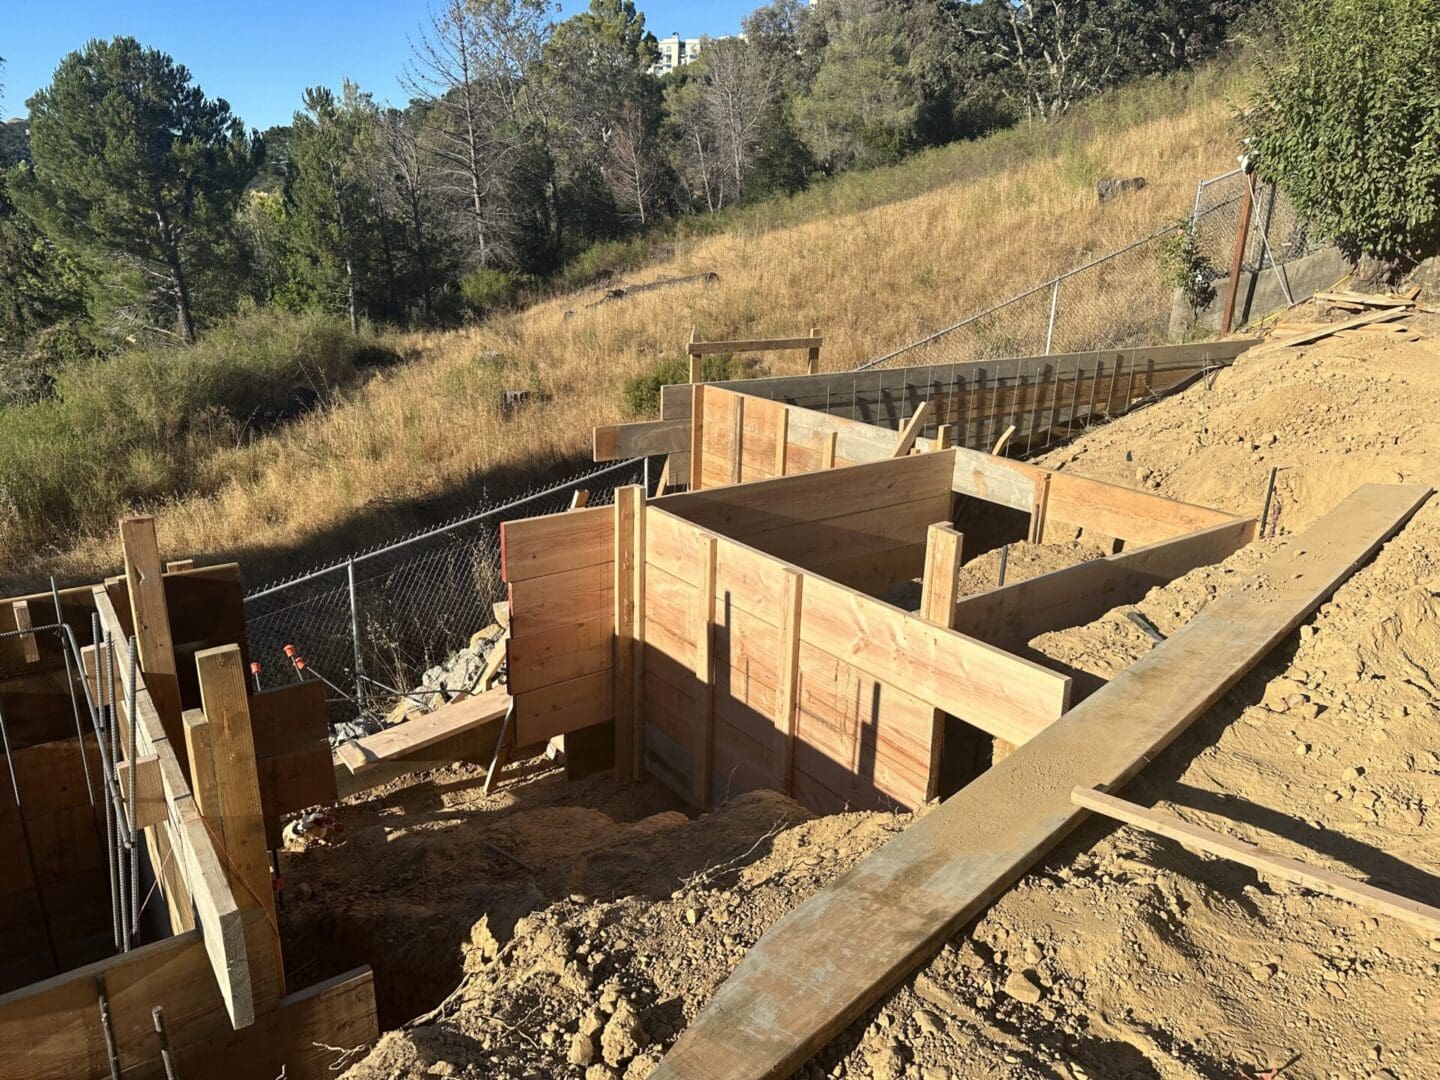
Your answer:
243;458;646;726
861;169;1319;373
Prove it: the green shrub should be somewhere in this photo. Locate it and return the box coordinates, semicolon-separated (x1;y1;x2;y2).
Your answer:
458;268;528;316
1159;220;1220;321
0;307;385;547
556;238;650;294
1244;0;1440;262
622;356;738;417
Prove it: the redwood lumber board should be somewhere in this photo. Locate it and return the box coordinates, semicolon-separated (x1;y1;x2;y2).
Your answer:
501;504;615;583
690;336;823;355
1045;470;1238;545
652;482;1431;1080
1272;306;1407;347
594;418;691;462
1071;787;1440;935
338;687;511;774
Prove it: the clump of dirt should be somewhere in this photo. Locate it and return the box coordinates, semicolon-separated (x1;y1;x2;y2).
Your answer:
333;326;1440;1078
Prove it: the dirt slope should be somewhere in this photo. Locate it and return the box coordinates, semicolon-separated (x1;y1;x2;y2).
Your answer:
326;325;1440;1080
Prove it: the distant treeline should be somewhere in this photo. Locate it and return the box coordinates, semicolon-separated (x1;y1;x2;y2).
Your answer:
0;0;1261;391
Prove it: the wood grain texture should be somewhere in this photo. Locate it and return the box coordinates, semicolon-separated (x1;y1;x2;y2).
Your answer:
501;504;615;582
652;483;1431;1080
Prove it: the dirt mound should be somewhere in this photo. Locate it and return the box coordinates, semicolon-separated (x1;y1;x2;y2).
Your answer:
332;326;1440;1079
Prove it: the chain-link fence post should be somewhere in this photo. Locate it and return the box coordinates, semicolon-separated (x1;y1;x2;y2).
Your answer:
1044;279;1060;355
347;557;364;715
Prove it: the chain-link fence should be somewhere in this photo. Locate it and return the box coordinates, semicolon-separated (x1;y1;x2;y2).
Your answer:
858;168;1321;372
243;457;647;728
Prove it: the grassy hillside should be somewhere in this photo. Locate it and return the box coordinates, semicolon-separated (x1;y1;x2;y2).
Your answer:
1;61;1254;592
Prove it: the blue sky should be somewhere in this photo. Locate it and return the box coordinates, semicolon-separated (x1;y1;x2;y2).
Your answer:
2;1;755;127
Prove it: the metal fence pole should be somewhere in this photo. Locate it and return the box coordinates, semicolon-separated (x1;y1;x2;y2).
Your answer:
347;559;364;715
1044;278;1060;356
643;455;651;497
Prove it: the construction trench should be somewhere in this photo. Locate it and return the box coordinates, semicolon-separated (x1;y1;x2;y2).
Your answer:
3;328;1440;1079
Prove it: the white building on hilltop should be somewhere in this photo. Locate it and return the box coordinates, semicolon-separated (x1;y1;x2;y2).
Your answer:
651;33;702;76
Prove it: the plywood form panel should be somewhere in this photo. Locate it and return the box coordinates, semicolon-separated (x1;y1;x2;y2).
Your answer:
1044;470;1239;546
513;669;613;745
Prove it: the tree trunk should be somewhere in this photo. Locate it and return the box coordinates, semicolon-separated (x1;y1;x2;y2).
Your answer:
156;210;196;345
345;254;359;335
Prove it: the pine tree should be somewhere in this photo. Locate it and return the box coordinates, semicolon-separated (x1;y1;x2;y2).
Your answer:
8;37;256;344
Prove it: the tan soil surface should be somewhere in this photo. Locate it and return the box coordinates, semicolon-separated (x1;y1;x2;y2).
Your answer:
315;323;1440;1080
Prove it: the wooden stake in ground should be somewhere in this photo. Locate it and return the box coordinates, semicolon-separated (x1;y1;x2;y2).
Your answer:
1072;787;1440;934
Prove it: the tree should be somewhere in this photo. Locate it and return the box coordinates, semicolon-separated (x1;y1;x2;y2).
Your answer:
603;100;664;225
404;0;550;268
284;85;381;333
954;0;1245;122
666;37;787;211
8;38;256;343
1244;0;1440;263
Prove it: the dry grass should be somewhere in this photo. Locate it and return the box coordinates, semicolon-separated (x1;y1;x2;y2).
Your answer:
11;70;1248;592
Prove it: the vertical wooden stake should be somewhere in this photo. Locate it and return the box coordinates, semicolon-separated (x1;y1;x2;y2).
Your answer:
655;458;672;498
919;523;964;802
121;516;185;764
730;396;745;485
774;408;789;478
934;424;956;451
689;384;706;492
776;569;803;795
1028;473;1053;544
11;600;39;664
164;559;195;573
190;644;284;1009
613;486;643;782
689;326;703;384
821;431;838;470
692;533;718;809
807;326;821;374
1221;171;1256;335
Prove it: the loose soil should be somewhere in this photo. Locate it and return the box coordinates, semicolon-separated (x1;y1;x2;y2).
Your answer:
301;323;1439;1080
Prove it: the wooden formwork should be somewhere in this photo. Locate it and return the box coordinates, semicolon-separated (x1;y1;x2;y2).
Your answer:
592;339;1258;478
504;388;1259;818
0;520;374;1079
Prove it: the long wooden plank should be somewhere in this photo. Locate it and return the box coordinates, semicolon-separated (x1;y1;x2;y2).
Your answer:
1045;470;1238;546
513;669;612;745
1273;306;1407;347
1072;787;1440;934
593;417;691;462
93;587;254;1026
653;483;1431;1080
690;336;823;355
338;687;511;773
800;574;1069;746
121;516;186;765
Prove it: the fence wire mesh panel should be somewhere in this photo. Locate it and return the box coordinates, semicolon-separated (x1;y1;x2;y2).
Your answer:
243;458;645;727
861;169;1321;374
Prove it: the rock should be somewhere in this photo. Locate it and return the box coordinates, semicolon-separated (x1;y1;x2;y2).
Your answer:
1096;176;1147;203
863;1042;904;1080
428;1064;458;1078
601;999;648;1067
586;1066;619;1080
295;882;314;902
1249;962;1275;983
1428;938;1440;954
579;1008;606;1038
569;1032;597;1067
1342;765;1366;782
625;1050;663;1079
1002;969;1044;1004
912;1007;940;1034
685;908;700;926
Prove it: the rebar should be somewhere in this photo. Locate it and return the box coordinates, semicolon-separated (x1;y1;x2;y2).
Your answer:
152;1006;181;1079
52;577;96;806
107;637;131;952
98;636;122;951
997;545;1010;587
126;636;140;945
97;976;122;1080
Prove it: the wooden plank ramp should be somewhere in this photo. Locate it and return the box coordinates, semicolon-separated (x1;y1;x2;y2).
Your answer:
336;687;511;774
652;483;1431;1080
